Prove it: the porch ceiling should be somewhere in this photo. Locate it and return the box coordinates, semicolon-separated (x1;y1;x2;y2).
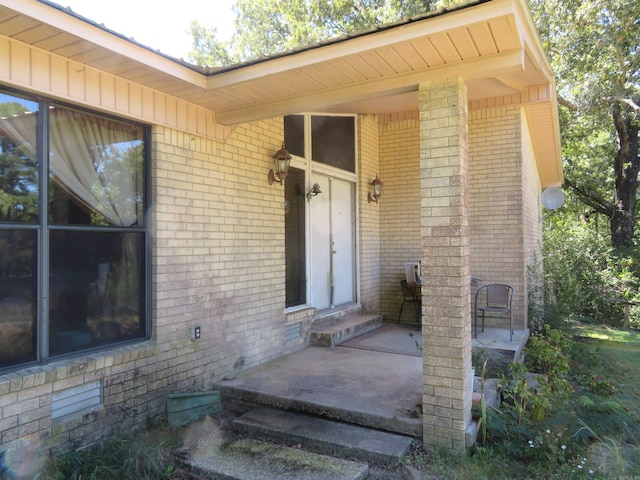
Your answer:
0;0;561;185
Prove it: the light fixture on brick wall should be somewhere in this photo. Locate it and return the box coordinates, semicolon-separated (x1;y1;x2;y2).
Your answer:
367;174;383;203
268;143;292;186
306;183;322;200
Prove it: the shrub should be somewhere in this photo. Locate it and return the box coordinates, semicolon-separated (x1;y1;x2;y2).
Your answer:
524;326;571;379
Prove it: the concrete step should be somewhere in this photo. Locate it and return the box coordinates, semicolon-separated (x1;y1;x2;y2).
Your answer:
233;407;412;466
472;377;501;410
187;436;368;480
311;314;383;348
465;418;481;449
217;346;424;438
219;380;422;439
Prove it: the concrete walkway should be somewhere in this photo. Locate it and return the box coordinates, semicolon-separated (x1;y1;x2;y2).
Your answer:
217;324;526;440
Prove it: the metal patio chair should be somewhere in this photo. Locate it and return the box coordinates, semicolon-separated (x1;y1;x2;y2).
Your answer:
474;283;514;341
398;279;421;325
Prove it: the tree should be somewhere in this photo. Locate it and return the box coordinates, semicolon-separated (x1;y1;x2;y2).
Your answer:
0;102;38;223
529;0;640;248
188;0;435;66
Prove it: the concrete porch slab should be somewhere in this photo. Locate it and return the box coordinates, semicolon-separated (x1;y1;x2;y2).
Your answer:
472;327;529;362
218;345;423;438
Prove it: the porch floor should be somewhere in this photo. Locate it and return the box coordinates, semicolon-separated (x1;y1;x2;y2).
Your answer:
473;327;530;363
217;324;528;439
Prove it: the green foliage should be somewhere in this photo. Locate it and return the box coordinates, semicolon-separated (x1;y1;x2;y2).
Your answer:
482;326;640;478
35;429;178;480
585;374;617;397
529;0;640;248
524;326;571;379
188;0;439;66
542;210;640;326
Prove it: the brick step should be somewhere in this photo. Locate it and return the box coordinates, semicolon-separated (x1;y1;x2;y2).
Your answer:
310;314;383;348
233;407;412;466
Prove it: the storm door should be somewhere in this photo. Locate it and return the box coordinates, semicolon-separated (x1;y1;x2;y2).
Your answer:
309;173;355;309
284;114;357;311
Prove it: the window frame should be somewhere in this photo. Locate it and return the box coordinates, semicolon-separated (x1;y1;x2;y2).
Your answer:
0;86;152;371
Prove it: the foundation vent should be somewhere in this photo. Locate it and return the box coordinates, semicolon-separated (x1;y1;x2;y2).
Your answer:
285;322;302;341
52;380;102;420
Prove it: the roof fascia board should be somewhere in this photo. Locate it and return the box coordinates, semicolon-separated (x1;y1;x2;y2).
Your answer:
512;0;555;82
7;0;207;89
216;49;524;125
206;0;519;90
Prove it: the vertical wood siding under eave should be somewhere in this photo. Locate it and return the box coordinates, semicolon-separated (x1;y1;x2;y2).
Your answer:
0;36;232;142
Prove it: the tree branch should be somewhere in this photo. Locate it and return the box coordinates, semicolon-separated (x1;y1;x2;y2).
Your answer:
557;95;579;111
614;96;640;114
564;178;615;216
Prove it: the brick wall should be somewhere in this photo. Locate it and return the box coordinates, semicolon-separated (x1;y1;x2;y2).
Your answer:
378;111;421;323
521;113;544;324
468;105;527;329
358;114;382;314
153;120;287;375
419;78;472;452
0;118;287;469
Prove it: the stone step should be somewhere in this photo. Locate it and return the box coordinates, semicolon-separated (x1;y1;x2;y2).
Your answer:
187;435;368;480
472;377;501;410
465;418;481;449
311;314;383;348
233;407;412;466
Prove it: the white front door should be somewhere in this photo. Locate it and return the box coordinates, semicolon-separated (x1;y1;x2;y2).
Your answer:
309;174;355;310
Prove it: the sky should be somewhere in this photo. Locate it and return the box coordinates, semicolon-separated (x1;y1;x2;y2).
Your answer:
61;0;236;60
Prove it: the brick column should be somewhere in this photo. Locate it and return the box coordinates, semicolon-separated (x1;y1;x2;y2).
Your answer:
419;78;472;452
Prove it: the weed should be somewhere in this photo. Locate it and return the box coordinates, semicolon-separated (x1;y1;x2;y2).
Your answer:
35;426;179;480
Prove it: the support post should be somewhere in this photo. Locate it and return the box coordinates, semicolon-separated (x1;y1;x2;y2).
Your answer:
419;77;473;452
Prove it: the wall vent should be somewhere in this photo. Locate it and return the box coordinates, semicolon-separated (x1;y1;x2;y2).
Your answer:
285;322;302;341
52;380;102;420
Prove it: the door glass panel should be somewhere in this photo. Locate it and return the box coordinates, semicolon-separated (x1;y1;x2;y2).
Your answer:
0;229;37;368
284;115;305;158
0;93;39;224
311;116;355;173
285;167;306;307
49;230;145;356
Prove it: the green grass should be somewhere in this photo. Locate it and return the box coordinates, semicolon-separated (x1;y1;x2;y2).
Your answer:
573;325;640;420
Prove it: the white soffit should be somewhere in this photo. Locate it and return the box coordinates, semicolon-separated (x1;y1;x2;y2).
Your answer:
0;0;561;183
1;0;550;122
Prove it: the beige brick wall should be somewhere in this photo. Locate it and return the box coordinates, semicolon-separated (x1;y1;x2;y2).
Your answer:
378;112;421;323
521;113;544;325
358;114;383;314
153;119;287;374
468;105;527;330
0;118;288;464
419;78;472;452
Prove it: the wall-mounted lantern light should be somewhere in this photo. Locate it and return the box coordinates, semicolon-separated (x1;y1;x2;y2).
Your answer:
268;143;292;186
306;183;322;200
367;174;383;203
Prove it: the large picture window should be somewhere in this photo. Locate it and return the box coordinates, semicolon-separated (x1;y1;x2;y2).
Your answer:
0;89;149;370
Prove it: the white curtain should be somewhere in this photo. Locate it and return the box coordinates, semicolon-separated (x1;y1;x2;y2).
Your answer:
48;107;143;227
0;112;37;157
